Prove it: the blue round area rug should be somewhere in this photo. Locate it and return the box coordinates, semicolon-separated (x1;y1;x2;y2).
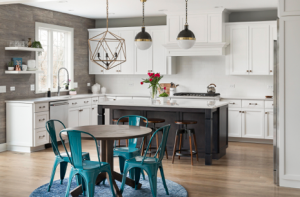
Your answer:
30;176;188;197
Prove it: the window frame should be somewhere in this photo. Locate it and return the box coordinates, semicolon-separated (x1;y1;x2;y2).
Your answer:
35;22;74;94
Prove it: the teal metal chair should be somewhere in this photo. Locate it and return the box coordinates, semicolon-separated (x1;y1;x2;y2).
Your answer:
45;120;90;192
120;124;171;197
113;115;148;180
59;130;116;197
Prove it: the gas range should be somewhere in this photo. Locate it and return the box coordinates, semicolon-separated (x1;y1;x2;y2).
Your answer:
173;92;220;99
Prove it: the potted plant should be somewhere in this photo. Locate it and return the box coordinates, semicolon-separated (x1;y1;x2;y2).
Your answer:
63;79;71;90
69;89;77;95
141;72;163;103
159;88;169;104
7;61;14;71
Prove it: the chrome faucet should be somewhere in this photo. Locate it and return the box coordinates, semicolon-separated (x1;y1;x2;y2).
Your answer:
57;67;69;96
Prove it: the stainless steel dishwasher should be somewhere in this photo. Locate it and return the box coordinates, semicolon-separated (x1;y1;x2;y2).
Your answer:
50;100;69;142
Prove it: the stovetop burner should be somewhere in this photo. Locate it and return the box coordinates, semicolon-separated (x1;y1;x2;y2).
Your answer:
173;92;220;97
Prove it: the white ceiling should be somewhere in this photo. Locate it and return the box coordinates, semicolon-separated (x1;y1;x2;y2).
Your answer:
21;0;278;19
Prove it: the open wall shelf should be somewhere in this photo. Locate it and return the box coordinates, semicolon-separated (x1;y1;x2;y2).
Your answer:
5;47;44;52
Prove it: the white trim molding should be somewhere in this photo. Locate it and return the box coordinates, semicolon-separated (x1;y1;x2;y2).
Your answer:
0;143;7;152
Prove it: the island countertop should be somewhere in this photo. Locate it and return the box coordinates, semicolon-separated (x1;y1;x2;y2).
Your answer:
98;99;229;109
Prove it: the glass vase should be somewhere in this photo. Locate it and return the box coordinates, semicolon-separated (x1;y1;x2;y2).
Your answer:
150;86;157;104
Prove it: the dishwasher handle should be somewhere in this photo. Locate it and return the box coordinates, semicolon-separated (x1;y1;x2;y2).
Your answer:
50;101;69;106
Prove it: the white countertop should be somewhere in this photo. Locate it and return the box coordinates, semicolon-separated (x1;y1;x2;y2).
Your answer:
5;93;273;104
98;99;229;109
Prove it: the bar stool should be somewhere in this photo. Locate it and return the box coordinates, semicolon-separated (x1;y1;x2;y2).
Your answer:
113;117;129;147
142;118;168;159
172;120;199;165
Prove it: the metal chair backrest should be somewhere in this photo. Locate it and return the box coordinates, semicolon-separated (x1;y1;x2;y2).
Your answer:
116;115;148;149
59;130;101;169
45;119;66;158
142;124;171;163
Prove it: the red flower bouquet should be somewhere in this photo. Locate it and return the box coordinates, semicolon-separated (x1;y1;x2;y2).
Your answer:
141;72;163;99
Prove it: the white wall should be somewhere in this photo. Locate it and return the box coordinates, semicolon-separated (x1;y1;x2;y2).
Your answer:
96;56;273;97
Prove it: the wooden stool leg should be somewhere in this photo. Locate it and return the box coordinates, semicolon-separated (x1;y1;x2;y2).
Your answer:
189;135;193;166
172;135;178;164
156;134;159;158
118;140;121;147
149;133;152;157
178;134;182;160
193;133;199;161
141;137;146;156
126;139;129;147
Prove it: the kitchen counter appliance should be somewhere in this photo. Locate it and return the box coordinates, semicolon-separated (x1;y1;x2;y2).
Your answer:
173;92;220;98
50;100;69;141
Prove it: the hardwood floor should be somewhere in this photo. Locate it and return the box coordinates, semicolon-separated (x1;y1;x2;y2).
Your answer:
0;142;299;197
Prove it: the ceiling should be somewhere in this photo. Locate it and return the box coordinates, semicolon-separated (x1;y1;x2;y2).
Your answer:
21;0;278;19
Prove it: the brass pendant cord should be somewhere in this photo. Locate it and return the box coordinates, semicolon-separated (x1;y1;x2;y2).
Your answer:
142;1;145;27
106;0;109;30
185;0;188;25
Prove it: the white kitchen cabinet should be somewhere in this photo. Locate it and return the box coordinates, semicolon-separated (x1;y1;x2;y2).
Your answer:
265;110;274;139
89;31;105;75
119;30;135;74
208;14;222;42
226;21;277;76
151;29;167;74
68;107;80;127
68;106;91;127
167;15;180;43
242;109;265;139
103;31;121;75
270;24;277;75
135;29;153;74
228;108;242;137
180;14;208;42
90;105;98;125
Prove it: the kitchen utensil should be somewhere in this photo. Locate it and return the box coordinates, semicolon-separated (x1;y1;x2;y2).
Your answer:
207;83;217;94
170;88;176;96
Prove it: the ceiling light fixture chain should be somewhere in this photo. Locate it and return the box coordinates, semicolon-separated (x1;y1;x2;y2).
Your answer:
185;0;188;25
106;0;109;30
143;1;145;27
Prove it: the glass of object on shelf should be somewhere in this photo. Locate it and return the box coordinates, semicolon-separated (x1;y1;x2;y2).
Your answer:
20;41;25;47
9;41;15;47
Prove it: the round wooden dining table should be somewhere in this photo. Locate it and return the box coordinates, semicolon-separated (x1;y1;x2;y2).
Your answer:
61;125;152;197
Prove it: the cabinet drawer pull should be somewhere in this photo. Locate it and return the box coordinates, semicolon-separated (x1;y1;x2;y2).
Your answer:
229;102;235;105
92;108;95;110
72;102;77;105
249;103;257;105
265;112;268;114
39;106;46;109
39;118;45;122
270;70;273;73
239;111;242;113
93;100;98;102
79;109;83;112
247;70;249;72
84;101;89;103
39;135;45;139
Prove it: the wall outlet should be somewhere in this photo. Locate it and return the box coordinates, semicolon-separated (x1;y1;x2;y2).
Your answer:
74;82;78;88
268;85;273;89
30;84;35;91
230;84;235;88
10;86;15;91
0;86;6;93
87;83;90;87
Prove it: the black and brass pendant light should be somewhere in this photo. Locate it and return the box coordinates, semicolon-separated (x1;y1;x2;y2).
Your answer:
177;0;196;49
88;0;126;70
135;0;152;50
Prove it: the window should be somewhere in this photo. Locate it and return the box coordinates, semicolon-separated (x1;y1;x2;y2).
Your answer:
35;22;74;93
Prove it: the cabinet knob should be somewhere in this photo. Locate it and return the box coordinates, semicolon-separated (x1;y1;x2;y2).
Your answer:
39;118;45;122
249;70;252;72
229;102;235;105
92;108;95;110
247;70;249;72
265;112;268;114
270;70;273;73
249;103;257;105
39;135;45;139
79;109;83;112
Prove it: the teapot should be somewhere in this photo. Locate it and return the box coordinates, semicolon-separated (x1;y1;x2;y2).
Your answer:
92;83;101;94
207;83;216;94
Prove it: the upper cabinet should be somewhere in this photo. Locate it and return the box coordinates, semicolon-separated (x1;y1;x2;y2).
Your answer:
279;0;300;17
88;26;175;75
225;21;277;76
164;9;229;56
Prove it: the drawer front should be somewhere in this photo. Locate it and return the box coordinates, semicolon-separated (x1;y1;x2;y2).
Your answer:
242;100;265;109
265;101;274;109
35;112;49;129
224;99;242;108
69;98;92;108
34;128;49;147
35;102;49;112
91;97;99;105
106;96;117;101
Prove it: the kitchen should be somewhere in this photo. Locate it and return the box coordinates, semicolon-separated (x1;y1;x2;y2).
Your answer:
0;0;300;197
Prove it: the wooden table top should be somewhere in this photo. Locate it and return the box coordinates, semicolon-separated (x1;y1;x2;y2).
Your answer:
62;125;152;140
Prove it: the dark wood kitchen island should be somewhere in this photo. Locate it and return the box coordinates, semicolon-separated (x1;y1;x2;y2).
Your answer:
98;99;228;165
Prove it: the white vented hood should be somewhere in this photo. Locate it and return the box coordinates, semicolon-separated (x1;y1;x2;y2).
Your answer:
164;9;230;56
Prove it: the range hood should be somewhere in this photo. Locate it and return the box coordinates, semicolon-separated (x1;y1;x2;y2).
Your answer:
164;9;230;56
163;42;229;56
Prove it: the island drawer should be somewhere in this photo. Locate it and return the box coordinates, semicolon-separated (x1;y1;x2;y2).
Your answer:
34;102;49;113
69;98;92;108
91;97;100;104
265;101;274;109
34;128;49;147
242;100;264;109
225;100;242;108
34;111;49;129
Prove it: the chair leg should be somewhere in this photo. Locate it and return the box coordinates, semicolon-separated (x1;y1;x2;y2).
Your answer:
178;134;182;159
189;135;194;166
172;135;179;164
193;133;199;162
165;146;168;159
64;169;75;197
82;173;96;197
120;164;130;193
148;170;158;197
47;159;60;192
134;168;141;190
60;162;68;184
119;156;126;174
159;166;169;195
129;168;135;180
105;167;116;197
141;170;146;180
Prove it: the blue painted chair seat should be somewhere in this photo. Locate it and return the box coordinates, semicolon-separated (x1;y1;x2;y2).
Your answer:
82;160;109;170
127;156;159;164
60;152;89;158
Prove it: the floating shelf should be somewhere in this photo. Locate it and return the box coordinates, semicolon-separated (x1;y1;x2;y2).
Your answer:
5;70;43;74
5;47;44;52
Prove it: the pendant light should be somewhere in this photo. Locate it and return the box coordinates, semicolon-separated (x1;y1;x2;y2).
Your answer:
88;0;126;70
135;0;152;50
177;0;196;49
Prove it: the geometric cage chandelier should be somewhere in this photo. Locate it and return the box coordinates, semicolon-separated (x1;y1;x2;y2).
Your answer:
88;0;126;70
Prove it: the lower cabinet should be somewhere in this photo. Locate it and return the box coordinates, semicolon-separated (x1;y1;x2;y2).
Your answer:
228;108;242;137
68;106;91;127
264;109;274;139
91;105;98;125
241;109;265;138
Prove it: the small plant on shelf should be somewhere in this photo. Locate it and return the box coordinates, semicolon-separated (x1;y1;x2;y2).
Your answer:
31;41;43;56
7;61;14;71
69;88;77;95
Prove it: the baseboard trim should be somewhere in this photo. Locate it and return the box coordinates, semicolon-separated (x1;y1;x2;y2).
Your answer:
0;143;7;152
229;137;273;144
6;144;45;153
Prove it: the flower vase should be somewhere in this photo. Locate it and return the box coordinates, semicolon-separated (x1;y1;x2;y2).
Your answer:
150;86;157;104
